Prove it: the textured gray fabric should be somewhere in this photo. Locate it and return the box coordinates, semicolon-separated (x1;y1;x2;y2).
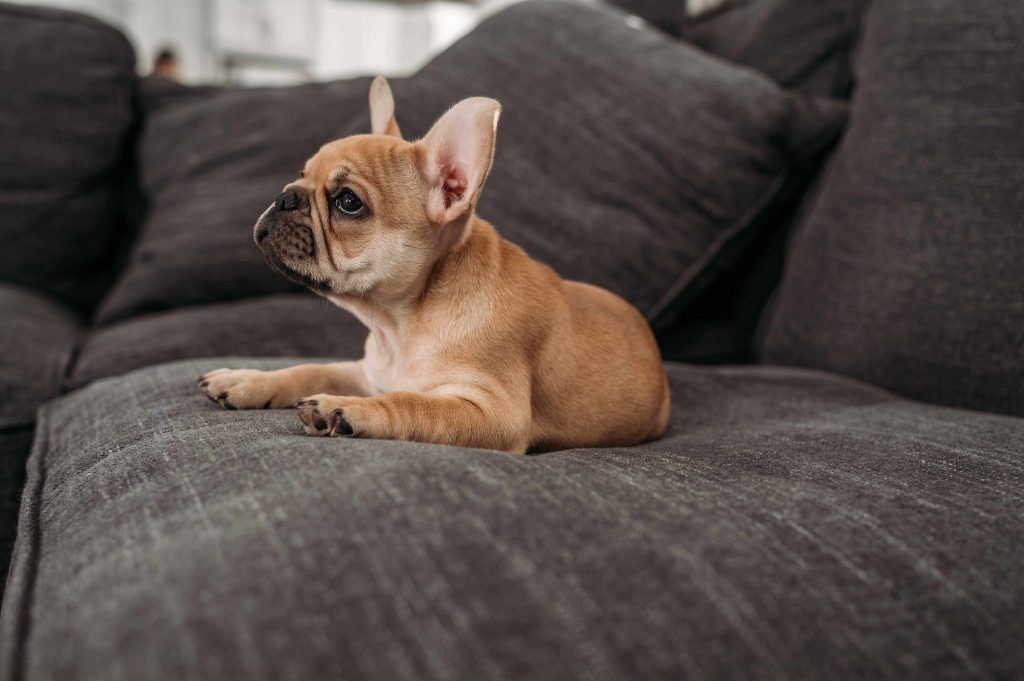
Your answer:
70;294;367;390
95;0;846;330
0;285;80;429
761;0;1024;416
0;2;137;310
93;76;375;324
656;0;865;360
2;358;1022;681
681;0;866;97
0;285;78;594
0;427;32;600
603;0;684;34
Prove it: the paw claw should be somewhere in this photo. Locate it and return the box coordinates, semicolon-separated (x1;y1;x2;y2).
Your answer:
329;409;353;436
297;396;355;437
198;369;279;410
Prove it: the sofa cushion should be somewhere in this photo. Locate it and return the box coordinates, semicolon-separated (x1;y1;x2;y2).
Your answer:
69;294;367;390
95;0;845;332
681;0;867;96
0;285;80;429
0;284;79;589
653;0;864;362
2;359;1021;681
0;2;136;310
0;427;33;597
604;0;684;34
93;76;376;324
760;0;1024;416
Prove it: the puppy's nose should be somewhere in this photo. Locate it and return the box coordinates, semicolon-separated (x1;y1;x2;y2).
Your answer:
276;189;300;212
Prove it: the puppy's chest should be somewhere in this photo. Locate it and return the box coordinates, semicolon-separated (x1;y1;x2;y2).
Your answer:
362;339;434;394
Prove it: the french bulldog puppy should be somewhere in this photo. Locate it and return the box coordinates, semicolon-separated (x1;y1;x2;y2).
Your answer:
199;77;669;454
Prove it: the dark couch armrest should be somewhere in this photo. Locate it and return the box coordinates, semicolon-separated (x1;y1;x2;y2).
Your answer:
0;285;80;430
0;284;80;594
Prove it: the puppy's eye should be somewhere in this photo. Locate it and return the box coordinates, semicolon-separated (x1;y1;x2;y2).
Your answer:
333;188;364;216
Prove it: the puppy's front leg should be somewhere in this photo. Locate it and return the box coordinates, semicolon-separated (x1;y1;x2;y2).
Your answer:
199;361;370;409
297;390;530;454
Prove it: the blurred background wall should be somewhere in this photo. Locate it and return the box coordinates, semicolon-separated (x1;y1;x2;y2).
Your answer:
11;0;519;84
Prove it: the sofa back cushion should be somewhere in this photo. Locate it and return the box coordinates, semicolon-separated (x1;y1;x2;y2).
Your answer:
760;0;1024;416
94;78;375;323
604;0;685;35
681;0;867;97
0;2;136;310
606;0;867;362
96;0;846;331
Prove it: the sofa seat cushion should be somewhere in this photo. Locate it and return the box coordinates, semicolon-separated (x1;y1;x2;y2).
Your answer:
2;360;1021;681
95;0;846;331
69;294;367;390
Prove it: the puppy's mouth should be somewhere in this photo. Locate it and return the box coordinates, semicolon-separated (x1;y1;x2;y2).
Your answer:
261;251;332;294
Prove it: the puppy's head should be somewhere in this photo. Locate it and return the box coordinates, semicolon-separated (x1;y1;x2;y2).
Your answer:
254;76;501;301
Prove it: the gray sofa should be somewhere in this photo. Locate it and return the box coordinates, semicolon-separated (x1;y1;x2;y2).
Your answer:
1;1;1022;680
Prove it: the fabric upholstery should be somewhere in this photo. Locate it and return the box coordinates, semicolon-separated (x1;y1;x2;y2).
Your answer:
656;0;865;361
0;285;79;594
69;294;367;390
94;76;375;324
681;0;867;97
603;0;684;34
95;0;846;332
0;286;80;429
0;2;137;310
0;427;32;600
2;358;1022;681
761;0;1024;416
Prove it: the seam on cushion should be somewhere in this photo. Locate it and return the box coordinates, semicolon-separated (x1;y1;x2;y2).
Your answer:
0;406;50;681
59;343;84;396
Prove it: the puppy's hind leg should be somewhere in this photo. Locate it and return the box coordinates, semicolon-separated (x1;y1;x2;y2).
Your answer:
199;361;371;410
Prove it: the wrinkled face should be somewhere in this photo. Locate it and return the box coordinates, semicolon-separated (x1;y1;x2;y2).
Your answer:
254;135;434;299
254;77;500;302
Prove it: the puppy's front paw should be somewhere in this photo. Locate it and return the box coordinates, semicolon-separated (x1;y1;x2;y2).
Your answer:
296;395;357;437
199;368;286;410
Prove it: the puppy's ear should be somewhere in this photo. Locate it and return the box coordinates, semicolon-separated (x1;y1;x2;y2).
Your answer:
416;97;501;225
369;76;402;138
